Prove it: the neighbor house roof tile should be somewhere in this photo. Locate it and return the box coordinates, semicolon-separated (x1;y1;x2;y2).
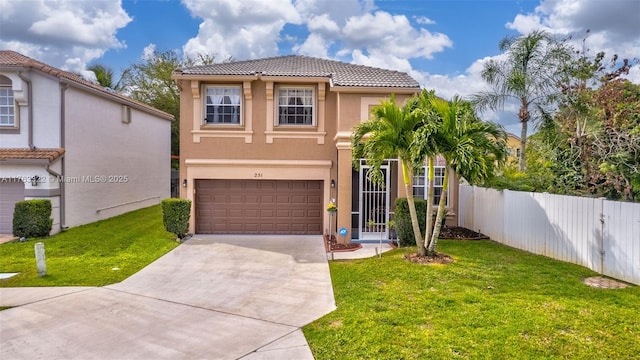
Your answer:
174;55;420;89
0;148;65;162
0;50;173;120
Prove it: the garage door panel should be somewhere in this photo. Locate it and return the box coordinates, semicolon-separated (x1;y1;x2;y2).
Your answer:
260;209;274;217
196;179;322;235
307;195;321;203
291;195;306;204
261;195;275;204
0;178;24;234
245;195;259;204
244;209;258;217
276;209;290;217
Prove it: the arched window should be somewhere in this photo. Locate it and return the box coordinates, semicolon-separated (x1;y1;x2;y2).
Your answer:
0;75;15;127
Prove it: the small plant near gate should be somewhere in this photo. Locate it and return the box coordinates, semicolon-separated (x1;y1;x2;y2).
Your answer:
161;198;192;240
13;199;53;238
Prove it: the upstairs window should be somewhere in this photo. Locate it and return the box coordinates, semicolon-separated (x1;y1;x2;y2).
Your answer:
0;75;15;127
413;166;448;206
205;86;241;125
278;87;314;125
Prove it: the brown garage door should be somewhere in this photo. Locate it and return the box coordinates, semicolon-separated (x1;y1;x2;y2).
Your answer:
0;180;25;234
196;179;323;234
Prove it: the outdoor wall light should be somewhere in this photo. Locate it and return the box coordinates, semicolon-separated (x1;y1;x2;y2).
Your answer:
330;179;335;188
31;175;40;187
182;179;187;188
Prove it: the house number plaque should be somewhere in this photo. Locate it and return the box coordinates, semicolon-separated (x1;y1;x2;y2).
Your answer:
254;172;263;178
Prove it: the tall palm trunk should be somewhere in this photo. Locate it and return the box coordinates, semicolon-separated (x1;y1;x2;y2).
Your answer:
518;102;530;171
424;156;435;252
427;166;449;256
401;158;425;256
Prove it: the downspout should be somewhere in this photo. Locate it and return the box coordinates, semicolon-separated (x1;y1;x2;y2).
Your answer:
17;71;35;150
56;83;69;230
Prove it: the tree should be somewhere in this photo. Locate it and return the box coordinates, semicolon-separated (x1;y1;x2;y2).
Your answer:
118;50;218;165
472;30;571;171
415;95;507;255
411;90;443;248
352;96;428;256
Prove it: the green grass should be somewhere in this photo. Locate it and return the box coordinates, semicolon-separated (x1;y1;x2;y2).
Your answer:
304;240;640;359
0;205;178;287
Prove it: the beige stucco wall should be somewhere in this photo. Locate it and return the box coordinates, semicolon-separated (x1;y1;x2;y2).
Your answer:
178;75;460;236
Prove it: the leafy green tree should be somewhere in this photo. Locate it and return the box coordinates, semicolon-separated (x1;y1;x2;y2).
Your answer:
414;96;507;255
352;96;428;256
472;30;571;171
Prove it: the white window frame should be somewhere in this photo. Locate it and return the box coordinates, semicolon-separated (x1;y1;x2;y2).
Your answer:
413;165;449;207
204;85;242;125
276;86;315;126
0;80;15;128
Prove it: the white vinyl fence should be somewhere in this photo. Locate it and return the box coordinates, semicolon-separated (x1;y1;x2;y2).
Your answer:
459;185;640;285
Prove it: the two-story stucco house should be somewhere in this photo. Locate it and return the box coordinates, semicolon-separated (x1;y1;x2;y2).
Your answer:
0;50;173;235
173;55;458;241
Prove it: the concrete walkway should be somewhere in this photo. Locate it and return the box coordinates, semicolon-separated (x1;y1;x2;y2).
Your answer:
0;235;338;359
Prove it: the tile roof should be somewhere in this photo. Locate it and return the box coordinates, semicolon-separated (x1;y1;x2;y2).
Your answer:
174;55;420;89
0;148;65;162
0;50;172;120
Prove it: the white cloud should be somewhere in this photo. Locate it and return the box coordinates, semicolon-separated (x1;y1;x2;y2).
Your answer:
341;11;452;59
507;0;640;61
415;16;436;25
141;44;157;60
293;33;333;58
307;14;341;37
0;0;131;76
182;0;301;60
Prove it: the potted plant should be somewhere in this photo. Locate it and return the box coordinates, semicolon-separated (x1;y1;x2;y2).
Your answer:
367;218;376;232
431;208;449;228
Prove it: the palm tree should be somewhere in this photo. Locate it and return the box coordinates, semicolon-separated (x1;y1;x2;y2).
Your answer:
352;96;428;256
415;96;507;255
472;30;570;171
88;64;123;90
412;90;442;250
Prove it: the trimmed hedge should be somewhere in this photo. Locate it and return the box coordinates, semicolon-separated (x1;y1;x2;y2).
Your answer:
161;198;192;239
13;199;53;238
394;198;427;247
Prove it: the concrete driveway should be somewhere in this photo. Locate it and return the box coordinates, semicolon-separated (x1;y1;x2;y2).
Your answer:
0;235;336;359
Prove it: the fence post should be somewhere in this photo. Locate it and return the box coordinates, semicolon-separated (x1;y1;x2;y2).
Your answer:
599;198;605;275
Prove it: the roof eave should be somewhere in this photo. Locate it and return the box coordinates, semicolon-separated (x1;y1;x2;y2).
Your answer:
59;78;174;121
171;73;258;81
329;85;420;94
0;158;53;165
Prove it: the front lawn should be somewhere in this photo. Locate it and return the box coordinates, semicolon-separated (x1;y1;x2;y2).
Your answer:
304;240;640;359
0;205;178;287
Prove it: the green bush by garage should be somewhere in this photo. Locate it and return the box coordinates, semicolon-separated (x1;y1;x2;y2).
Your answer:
12;199;53;238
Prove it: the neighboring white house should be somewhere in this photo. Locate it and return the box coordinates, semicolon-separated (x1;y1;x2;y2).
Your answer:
0;50;173;235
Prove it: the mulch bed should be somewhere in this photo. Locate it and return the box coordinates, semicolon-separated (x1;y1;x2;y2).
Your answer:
401;226;488;265
404;252;454;265
324;235;362;252
438;226;489;240
323;226;488;254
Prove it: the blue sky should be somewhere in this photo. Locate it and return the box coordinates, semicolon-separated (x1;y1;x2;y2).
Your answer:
2;0;639;134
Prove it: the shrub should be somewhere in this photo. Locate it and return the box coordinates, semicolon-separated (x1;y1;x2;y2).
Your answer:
13;199;53;238
161;198;192;239
394;198;427;247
